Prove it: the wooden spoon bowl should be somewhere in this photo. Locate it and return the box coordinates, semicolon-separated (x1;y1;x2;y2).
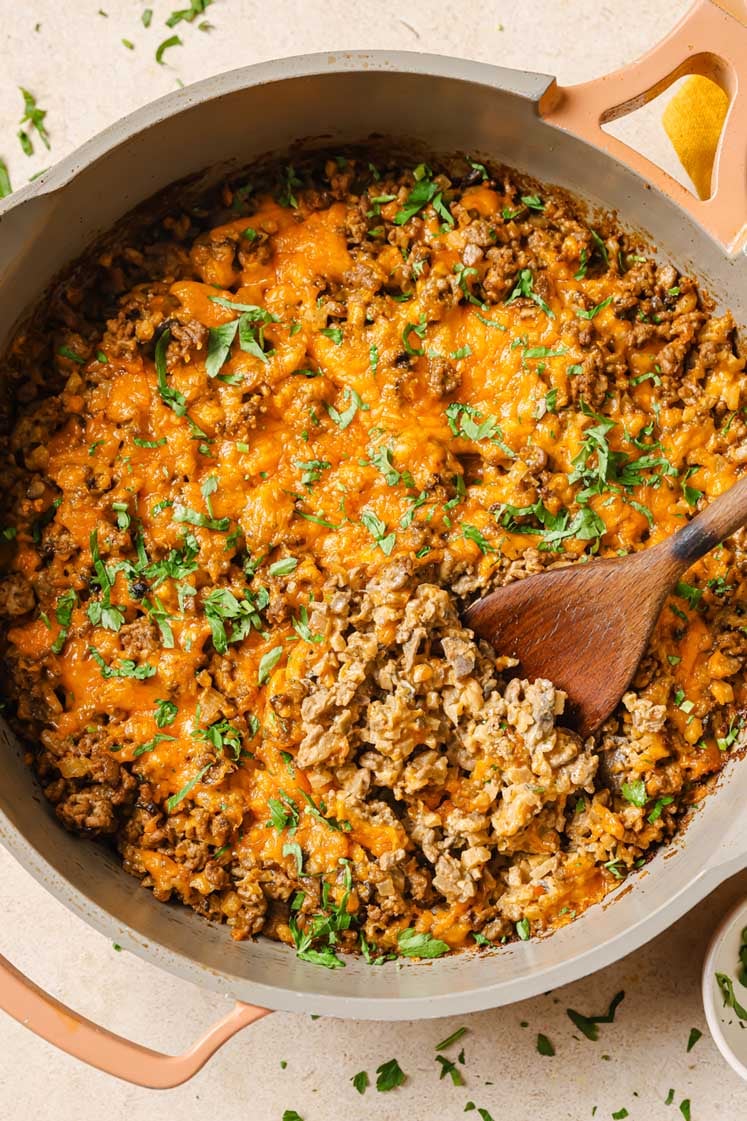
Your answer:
464;475;747;737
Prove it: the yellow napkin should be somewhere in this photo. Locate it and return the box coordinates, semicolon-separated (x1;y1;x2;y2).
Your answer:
662;75;729;199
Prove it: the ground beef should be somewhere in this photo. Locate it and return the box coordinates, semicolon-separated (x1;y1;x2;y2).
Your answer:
0;152;744;964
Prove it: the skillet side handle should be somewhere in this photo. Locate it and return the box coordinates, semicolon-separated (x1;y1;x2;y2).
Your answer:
0;951;270;1088
539;0;747;254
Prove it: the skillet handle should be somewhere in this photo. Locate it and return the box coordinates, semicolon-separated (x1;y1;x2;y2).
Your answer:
0;951;270;1088
539;0;747;254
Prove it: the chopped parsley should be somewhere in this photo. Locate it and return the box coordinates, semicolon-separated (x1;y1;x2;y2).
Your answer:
166;763;212;812
268;557;298;577
375;1058;406;1092
18;88;50;154
435;1026;468;1051
0;160;12;199
154;698;178;727
351;1071;369;1094
292;605;323;644
397;928;450;958
576;296;613;320
89;647;156;680
326;387;368;430
51;588;77;654
566;991;625;1041
505;269;554;318
647;795;674;823
621;780;647;807
155;34;183;64
536;1033;555;1056
361;510;396;555
258;644;284;685
173;504;229;532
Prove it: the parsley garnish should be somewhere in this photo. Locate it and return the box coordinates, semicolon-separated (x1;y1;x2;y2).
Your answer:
154;698;178;727
505;269;554;318
537;1033;555;1056
51;588;77;654
686;1027;702;1052
436;1026;468;1051
576;296;612;320
402;315;427;356
566;991;625;1040
155;34;183;64
326;386;368;429
0;160;12;198
258;644;283;685
173;503;229;532
462;524;495;554
647;795;674;823
621;780;646;807
375;1058;406;1092
133;732;176;758
397;928;450;958
89;647;156;680
516;918;531;940
268;557;298;577
717;972;747;1020
18;88;50;154
166;762;212;812
351;1071;369;1094
292;605;323;644
360;510;396;555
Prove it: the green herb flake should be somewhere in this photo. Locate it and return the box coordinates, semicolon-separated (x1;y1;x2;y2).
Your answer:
352;1071;369;1095
576;296;613;321
154;698;178;727
166;763;212;812
435;1026;468;1051
566;991;625;1040
686;1027;702;1052
268;557;298;577
679;1101;691;1121
258;644;284;685
57;346;86;365
516;917;531;941
505;269;554;318
716;972;747;1020
397;928;450;958
375;1058;406;1092
435;1054;464;1085
0;160;12;198
647;795;674;823
621;779;647;807
537;1033;555;1056
89;647;156;680
156;34;183;64
18;88;50;153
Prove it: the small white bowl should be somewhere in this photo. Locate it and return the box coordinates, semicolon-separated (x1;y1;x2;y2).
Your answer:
703;898;747;1081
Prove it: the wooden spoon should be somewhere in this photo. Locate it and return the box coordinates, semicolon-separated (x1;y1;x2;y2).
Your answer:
463;475;747;737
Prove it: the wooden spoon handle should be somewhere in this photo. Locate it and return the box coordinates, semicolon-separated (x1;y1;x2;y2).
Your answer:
670;473;747;567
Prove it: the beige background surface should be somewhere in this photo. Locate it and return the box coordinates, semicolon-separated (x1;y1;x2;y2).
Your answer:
1;2;745;1119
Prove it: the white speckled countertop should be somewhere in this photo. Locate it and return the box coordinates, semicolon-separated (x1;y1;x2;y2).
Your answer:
1;2;746;1118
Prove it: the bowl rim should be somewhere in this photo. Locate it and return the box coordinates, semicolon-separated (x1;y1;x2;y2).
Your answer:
702;896;747;1082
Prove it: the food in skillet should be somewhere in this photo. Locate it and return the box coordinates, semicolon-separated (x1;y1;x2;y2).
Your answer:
0;155;745;965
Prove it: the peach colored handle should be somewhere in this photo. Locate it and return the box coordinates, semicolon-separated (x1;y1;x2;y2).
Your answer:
540;0;747;253
0;950;270;1088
